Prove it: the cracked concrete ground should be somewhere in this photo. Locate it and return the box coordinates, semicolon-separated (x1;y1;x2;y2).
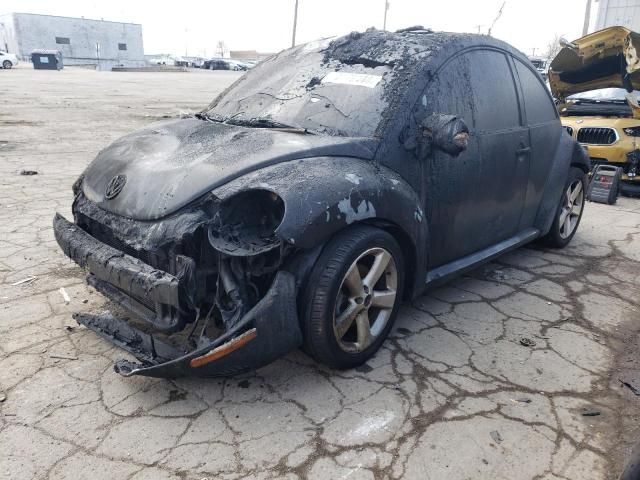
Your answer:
1;66;640;480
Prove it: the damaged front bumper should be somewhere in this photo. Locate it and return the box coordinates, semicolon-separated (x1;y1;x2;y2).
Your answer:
53;213;302;377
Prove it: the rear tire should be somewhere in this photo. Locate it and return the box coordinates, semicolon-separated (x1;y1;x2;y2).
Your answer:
3;60;12;69
301;225;404;369
541;167;587;248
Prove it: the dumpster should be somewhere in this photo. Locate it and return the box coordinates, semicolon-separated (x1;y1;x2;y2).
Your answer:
31;50;63;70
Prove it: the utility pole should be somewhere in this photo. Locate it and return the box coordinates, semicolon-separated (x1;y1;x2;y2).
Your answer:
583;0;592;36
383;0;390;30
292;0;299;47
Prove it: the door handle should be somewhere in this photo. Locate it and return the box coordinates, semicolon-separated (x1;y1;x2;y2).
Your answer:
516;146;531;155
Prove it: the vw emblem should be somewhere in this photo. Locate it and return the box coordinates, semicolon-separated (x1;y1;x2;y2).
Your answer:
105;174;126;200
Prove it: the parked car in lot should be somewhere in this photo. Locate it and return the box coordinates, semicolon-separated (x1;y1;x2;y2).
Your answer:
202;58;248;71
0;51;18;69
54;27;589;378
550;26;640;195
528;56;548;80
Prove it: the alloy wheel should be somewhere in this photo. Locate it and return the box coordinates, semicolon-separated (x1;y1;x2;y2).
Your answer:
333;247;398;353
559;179;584;239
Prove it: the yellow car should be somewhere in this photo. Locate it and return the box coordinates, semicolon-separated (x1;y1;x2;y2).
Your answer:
549;26;640;195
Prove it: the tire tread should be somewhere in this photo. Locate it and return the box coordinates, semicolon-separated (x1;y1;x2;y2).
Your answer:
302;225;404;369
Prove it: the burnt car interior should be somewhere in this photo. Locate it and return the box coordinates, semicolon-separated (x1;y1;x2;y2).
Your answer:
54;27;589;378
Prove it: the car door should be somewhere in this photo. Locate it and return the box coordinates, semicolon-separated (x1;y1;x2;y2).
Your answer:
419;48;529;267
510;57;563;229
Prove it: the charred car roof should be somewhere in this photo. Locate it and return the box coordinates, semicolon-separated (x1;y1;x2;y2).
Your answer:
205;28;469;138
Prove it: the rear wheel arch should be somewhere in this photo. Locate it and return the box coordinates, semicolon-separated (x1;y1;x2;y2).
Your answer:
571;140;591;174
539;166;587;248
571;161;589;174
534;135;585;235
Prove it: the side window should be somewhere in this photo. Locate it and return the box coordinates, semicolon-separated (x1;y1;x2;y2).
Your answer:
416;54;474;128
419;50;520;132
463;50;520;131
514;59;558;124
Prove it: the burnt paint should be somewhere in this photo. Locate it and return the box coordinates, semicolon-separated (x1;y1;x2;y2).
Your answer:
82;118;377;221
56;28;589;377
110;271;301;378
533;137;590;235
53;213;180;307
211;156;428;298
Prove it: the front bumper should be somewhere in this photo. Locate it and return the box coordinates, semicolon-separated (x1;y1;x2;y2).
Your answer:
621;180;640;196
53;213;180;308
53;213;302;377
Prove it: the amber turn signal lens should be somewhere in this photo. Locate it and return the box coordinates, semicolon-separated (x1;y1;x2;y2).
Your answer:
190;328;257;368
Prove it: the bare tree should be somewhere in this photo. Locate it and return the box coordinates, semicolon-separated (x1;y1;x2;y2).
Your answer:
216;40;226;58
544;34;562;60
487;1;506;37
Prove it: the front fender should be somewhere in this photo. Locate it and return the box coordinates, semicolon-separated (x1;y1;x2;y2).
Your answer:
212;157;428;296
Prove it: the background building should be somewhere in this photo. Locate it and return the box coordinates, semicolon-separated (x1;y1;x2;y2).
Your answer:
594;0;640;31
0;12;145;70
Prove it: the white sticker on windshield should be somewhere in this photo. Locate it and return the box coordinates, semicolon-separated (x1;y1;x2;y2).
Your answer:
322;71;382;88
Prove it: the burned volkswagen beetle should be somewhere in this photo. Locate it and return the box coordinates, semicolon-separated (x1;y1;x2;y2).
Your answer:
54;28;590;378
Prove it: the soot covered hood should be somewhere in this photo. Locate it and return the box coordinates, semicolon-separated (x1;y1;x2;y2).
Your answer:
81;117;377;220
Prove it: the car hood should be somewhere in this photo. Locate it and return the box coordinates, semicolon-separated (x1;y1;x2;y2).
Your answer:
549;26;640;117
81;117;377;220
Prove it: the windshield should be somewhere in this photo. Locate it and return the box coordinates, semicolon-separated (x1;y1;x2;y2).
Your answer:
202;39;393;137
568;88;640;102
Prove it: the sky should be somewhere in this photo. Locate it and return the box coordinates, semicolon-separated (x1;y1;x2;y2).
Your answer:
2;0;594;58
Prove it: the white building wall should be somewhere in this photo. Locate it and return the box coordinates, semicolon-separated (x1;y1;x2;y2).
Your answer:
595;0;640;31
0;13;145;70
0;14;19;54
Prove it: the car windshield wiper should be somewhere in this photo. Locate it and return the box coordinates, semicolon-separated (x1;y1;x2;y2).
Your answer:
195;112;225;122
196;113;313;134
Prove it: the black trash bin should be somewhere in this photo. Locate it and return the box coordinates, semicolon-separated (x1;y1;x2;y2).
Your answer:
31;50;63;70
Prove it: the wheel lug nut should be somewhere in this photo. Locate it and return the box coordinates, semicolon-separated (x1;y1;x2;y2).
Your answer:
355;297;364;304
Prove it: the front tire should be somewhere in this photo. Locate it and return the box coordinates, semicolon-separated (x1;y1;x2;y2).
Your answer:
3;60;12;69
301;225;404;369
541;167;587;248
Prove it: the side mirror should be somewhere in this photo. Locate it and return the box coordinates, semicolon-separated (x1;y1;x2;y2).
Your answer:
421;114;469;156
